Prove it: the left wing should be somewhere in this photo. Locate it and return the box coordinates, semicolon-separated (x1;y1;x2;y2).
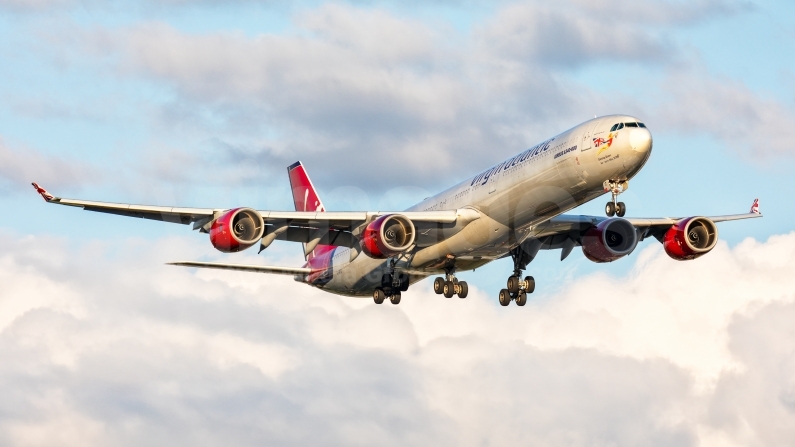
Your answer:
518;200;762;261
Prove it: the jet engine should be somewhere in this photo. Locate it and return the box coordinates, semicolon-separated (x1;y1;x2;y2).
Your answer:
209;207;265;253
360;214;416;259
663;217;718;261
582;218;639;263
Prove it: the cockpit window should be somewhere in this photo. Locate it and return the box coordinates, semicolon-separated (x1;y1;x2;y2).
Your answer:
625;122;638;128
638;122;646;128
610;123;619;132
617;123;624;130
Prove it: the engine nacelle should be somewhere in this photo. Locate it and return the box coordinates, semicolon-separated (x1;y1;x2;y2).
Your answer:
209;207;265;253
360;214;416;259
663;217;718;261
582;218;639;263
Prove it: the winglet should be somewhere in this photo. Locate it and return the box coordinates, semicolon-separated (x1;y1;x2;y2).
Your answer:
31;182;55;202
750;198;760;214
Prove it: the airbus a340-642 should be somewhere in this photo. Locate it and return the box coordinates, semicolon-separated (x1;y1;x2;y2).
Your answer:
33;115;761;306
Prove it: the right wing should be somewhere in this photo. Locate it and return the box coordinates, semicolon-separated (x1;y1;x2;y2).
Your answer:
167;261;311;276
32;183;480;248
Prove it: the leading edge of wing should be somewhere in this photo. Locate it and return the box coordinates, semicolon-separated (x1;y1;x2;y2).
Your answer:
168;261;312;275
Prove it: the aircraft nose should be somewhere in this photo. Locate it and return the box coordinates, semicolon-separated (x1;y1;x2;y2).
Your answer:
629;128;652;153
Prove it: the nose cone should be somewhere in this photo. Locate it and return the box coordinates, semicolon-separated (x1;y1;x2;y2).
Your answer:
629;128;652;153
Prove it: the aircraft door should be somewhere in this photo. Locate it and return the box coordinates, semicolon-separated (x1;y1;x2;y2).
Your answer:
581;121;600;150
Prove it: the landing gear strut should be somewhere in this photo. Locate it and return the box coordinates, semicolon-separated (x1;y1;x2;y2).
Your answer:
604;179;628;217
432;267;468;299
498;246;536;306
373;258;409;305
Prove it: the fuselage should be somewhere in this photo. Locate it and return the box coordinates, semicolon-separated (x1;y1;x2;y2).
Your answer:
301;115;653;296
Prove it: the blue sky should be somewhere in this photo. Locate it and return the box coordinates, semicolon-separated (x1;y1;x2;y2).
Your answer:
2;1;795;445
2;0;793;288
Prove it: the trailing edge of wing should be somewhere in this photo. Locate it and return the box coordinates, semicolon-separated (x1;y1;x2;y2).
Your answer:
168;261;312;276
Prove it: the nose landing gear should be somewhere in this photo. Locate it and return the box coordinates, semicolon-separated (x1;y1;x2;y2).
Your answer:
604;179;628;217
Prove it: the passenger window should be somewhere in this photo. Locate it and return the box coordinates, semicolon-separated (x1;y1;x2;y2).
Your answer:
625;122;638;128
638;122;646;128
610;124;619;132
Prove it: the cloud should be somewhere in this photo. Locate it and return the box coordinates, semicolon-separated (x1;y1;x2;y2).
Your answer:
0;137;99;193
656;72;795;159
1;226;795;445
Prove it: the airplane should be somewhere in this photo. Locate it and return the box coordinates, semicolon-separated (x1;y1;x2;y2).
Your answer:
32;115;762;306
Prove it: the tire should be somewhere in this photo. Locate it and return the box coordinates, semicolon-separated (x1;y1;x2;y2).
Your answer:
458;281;468;299
390;292;401;305
433;277;445;294
605;202;616;217
498;289;511;306
616;202;627;217
443;281;455;298
398;273;410;292
507;276;520;294
515;290;527;306
524;276;535;294
373;288;385;304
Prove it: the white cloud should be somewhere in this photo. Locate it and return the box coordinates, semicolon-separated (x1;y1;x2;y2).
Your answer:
1;228;795;445
0;137;99;193
656;72;795;158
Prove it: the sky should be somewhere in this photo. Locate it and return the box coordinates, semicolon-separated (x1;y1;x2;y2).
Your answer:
1;0;795;445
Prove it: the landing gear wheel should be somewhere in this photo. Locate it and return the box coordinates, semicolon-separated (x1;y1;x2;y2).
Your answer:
498;289;512;306
433;277;445;294
616;202;627;217
373;288;385;304
507;276;520;294
457;281;468;299
443;281;455;298
605;202;616;217
524;276;535;294
390;292;401;305
515;290;527;306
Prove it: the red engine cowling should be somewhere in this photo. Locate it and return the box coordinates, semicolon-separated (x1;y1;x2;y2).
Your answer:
209;208;265;253
582;218;639;263
360;214;416;259
663;217;718;261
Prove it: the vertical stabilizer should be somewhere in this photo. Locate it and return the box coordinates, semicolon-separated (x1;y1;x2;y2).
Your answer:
287;161;333;260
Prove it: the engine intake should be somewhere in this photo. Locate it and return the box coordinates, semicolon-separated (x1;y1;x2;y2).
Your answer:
360;214;416;259
582;218;638;263
209;207;265;253
663;217;718;261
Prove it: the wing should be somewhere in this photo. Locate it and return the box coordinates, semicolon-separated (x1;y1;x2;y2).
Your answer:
31;183;479;248
168;261;311;276
518;200;762;261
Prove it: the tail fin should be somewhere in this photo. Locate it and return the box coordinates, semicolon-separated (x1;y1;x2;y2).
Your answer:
287;161;333;260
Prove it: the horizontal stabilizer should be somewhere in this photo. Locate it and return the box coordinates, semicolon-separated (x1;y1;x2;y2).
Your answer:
168;261;311;276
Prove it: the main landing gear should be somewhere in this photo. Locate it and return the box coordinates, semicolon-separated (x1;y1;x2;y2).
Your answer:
373;260;410;305
498;246;536;306
604;179;628;217
432;268;468;299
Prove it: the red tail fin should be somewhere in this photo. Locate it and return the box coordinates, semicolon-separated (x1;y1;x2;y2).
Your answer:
287;161;333;260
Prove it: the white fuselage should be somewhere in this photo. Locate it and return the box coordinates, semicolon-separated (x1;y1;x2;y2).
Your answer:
305;115;653;296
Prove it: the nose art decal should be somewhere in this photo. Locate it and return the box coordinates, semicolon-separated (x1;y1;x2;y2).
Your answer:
594;133;616;156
